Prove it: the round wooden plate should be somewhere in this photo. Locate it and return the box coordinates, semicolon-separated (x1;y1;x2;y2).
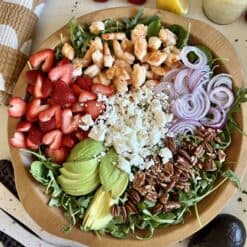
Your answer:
8;7;247;247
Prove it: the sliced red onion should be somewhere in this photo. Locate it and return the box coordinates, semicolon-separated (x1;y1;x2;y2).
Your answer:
174;68;192;95
161;68;180;83
207;73;232;93
168;120;201;137
200;107;226;129
209;86;234;109
189;65;211;90
180;46;208;70
154;82;176;100
173;88;210;120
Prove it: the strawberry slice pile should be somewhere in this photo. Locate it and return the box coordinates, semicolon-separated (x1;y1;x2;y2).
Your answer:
8;48;115;163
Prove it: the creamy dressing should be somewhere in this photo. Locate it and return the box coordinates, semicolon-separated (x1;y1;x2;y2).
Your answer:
203;0;247;24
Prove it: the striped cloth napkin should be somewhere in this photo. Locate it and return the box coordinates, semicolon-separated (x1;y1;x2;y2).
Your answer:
0;0;46;105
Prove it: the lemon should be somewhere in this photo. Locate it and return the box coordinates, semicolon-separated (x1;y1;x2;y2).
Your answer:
156;0;189;15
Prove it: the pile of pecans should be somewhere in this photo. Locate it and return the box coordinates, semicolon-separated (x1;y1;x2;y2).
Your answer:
111;127;227;219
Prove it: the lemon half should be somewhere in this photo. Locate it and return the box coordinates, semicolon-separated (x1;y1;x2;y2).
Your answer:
156;0;189;15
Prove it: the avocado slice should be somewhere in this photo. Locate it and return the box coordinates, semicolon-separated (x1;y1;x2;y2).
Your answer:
111;172;129;199
62;158;98;175
57;170;100;196
99;149;129;198
67;138;105;162
83;186;115;231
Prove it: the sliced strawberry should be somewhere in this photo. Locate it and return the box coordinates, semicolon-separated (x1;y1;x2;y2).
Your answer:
71;102;85;113
57;57;70;66
26;99;49;122
45;147;68;164
50;80;76;106
8;97;27;118
75;130;88;141
26;126;43;150
48;64;73;84
42;129;62;150
10;132;26;148
62;135;75;148
75;76;92;91
16;121;32;132
78;90;97;103
29;49;55;72
61;109;76;134
85;100;105;119
27;85;34;95
71;84;84;97
34;75;53;99
39;116;56;133
38;105;62;128
91;83;115;96
26;70;42;85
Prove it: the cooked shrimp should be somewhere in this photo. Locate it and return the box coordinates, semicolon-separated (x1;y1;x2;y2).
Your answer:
93;72;111;86
115;67;130;81
123;52;135;64
103;42;114;67
121;39;133;53
113;77;128;93
159;28;177;47
113;40;134;64
151;66;170;76
145;51;168;67
165;53;182;68
84;64;100;78
106;67;116;80
131;24;147;41
61;42;75;60
91;37;103;51
132;64;147;89
92;50;104;68
134;38;147;62
102;32;126;40
146;70;160;80
89;21;105;35
148;37;162;51
114;59;132;76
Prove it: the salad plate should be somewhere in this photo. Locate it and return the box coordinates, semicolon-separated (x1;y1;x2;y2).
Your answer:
8;7;247;247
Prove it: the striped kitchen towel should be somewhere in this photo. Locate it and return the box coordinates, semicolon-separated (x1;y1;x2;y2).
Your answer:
0;0;46;105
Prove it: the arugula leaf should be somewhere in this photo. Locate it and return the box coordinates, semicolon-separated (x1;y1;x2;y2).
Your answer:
226;88;247;134
30;161;49;185
68;18;93;57
130;7;144;27
104;19;125;33
147;19;161;37
188;45;213;67
139;15;160;25
168;24;189;49
222;169;241;190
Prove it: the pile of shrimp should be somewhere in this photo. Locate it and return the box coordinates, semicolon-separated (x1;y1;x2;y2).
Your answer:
61;23;182;93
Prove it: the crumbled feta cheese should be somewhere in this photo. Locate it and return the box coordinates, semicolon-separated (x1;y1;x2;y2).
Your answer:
159;147;173;164
88;86;173;176
79;114;94;131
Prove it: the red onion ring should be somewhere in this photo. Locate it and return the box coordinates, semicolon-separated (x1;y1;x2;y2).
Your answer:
209;86;234;109
168;120;201;137
173;88;210;120
154;82;176;100
180;46;208;70
161;68;180;83
190;65;211;90
174;68;192;95
207;73;232;93
200;107;226;129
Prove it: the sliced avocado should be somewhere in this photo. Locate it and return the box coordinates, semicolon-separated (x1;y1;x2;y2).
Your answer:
83;186;115;231
100;149;121;190
62;158;98;176
57;170;100;196
67;138;105;162
111;172;129;198
99;149;129;198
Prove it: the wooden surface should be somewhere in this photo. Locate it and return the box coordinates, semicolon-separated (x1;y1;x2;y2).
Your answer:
7;7;247;247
